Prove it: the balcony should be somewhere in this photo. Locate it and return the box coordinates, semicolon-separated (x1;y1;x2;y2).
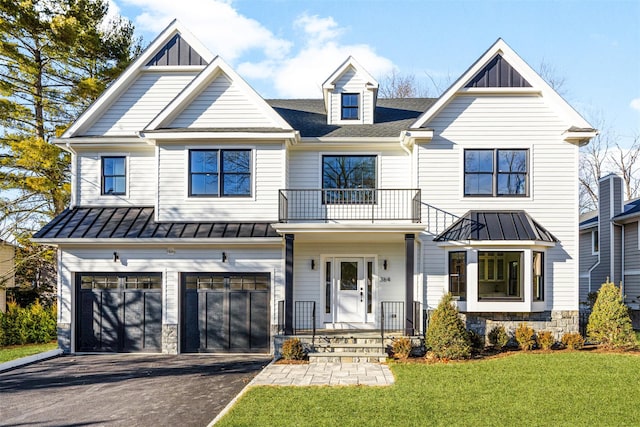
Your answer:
278;188;421;223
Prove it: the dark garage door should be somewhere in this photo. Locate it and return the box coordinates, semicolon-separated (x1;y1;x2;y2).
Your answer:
76;273;162;352
182;273;270;353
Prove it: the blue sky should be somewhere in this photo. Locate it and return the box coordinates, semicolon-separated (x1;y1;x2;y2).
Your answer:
111;0;640;146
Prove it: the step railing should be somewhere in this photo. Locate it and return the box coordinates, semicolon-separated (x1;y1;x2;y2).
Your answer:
294;300;316;347
380;301;404;353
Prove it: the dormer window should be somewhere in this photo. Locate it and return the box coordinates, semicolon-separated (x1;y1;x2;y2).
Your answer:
341;93;359;120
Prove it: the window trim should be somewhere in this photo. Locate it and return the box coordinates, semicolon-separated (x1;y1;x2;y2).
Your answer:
341;93;359;120
321;154;377;205
101;156;127;196
533;251;544;301
188;149;252;198
592;229;599;255
448;251;467;301
477;250;524;302
464;149;529;197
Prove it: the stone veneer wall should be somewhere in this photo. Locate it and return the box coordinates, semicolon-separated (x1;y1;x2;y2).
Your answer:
162;324;178;354
58;323;71;353
460;311;579;341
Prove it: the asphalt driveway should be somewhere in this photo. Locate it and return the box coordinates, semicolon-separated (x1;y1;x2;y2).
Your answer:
0;353;270;426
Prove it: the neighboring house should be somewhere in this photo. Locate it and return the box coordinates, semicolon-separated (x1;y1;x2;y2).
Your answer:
33;20;596;354
0;240;16;313
579;173;640;327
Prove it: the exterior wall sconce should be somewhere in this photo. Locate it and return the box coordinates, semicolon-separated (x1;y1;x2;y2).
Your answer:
113;251;119;262
383;259;388;270
311;259;315;270
222;252;227;263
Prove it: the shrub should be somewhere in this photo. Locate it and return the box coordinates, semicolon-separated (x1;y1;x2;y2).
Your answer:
587;281;638;350
281;338;305;360
488;325;510;350
391;337;413;359
1;301;30;346
536;330;555;350
425;293;471;360
467;330;485;353
28;300;57;344
515;323;536;351
561;332;585;350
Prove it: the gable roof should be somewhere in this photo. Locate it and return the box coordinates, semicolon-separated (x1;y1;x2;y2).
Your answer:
144;56;292;132
435;210;557;243
61;20;214;138
322;56;379;113
269;98;434;138
410;38;594;133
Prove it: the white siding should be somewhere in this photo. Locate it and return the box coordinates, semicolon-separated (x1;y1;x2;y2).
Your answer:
84;71;198;136
293;241;406;328
76;148;156;206
59;246;283;327
419;95;580;311
288;147;412;189
169;74;276;128
157;143;285;222
328;67;375;125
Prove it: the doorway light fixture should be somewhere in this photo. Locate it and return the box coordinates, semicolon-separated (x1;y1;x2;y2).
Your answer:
222;252;227;263
383;259;388;270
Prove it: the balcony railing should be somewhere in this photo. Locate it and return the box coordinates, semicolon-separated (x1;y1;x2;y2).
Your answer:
279;189;421;223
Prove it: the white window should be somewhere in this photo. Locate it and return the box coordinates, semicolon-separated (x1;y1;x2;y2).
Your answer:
592;229;599;255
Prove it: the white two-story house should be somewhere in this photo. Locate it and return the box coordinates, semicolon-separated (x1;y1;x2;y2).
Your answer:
34;20;596;354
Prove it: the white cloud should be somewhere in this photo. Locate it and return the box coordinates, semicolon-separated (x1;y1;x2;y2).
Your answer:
630;98;640;111
116;0;395;98
119;0;292;62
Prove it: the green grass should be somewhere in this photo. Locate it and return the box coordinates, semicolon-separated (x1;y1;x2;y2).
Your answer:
0;342;58;363
218;352;640;427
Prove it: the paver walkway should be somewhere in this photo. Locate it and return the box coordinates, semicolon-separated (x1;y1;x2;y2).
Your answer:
251;362;395;386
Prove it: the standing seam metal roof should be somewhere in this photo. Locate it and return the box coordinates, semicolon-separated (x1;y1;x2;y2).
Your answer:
33;207;280;240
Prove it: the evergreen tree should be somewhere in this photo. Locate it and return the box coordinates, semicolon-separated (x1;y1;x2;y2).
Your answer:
587;281;638;350
425;293;471;359
0;0;140;302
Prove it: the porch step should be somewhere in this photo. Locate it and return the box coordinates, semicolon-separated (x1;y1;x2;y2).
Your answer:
313;343;385;354
307;351;388;363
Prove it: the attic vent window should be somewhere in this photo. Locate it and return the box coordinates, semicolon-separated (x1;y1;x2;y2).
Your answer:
341;93;359;120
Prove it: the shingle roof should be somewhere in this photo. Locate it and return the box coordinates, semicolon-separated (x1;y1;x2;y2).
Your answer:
33;207;280;240
267;98;436;138
434;210;557;242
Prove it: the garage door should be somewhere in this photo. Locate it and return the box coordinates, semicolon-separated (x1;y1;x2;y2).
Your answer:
181;273;270;353
76;273;162;352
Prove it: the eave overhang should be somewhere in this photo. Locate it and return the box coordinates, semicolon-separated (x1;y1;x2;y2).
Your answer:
32;237;283;247
272;223;427;235
400;129;434;153
563;127;598;145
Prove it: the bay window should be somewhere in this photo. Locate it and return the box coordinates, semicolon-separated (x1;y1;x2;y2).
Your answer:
478;251;523;300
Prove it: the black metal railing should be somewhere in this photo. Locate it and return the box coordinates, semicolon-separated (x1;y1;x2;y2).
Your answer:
279;189;421;223
413;301;424;336
422;202;459;235
294;301;316;345
381;301;404;352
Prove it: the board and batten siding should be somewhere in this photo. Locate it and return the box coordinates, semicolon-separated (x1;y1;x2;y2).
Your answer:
418;95;580;311
58;246;283;326
83;71;198;136
157;143;285;222
168;74;277;128
76;149;156;206
329;67;375;125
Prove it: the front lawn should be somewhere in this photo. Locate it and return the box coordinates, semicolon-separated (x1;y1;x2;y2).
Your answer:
0;342;58;364
218;352;640;426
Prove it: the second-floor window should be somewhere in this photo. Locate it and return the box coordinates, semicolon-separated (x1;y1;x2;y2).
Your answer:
464;149;528;196
341;93;359;120
101;156;126;195
189;149;251;197
322;155;376;203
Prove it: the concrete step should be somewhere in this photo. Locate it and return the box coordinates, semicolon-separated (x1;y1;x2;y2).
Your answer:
313;343;386;353
308;351;388;363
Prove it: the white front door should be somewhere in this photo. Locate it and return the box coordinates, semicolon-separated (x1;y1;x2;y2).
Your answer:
336;258;366;323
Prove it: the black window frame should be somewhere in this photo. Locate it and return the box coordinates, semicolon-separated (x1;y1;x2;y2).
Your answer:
101;156;126;195
341;93;359;120
188;149;252;198
449;251;467;301
321;154;377;204
464;149;529;197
